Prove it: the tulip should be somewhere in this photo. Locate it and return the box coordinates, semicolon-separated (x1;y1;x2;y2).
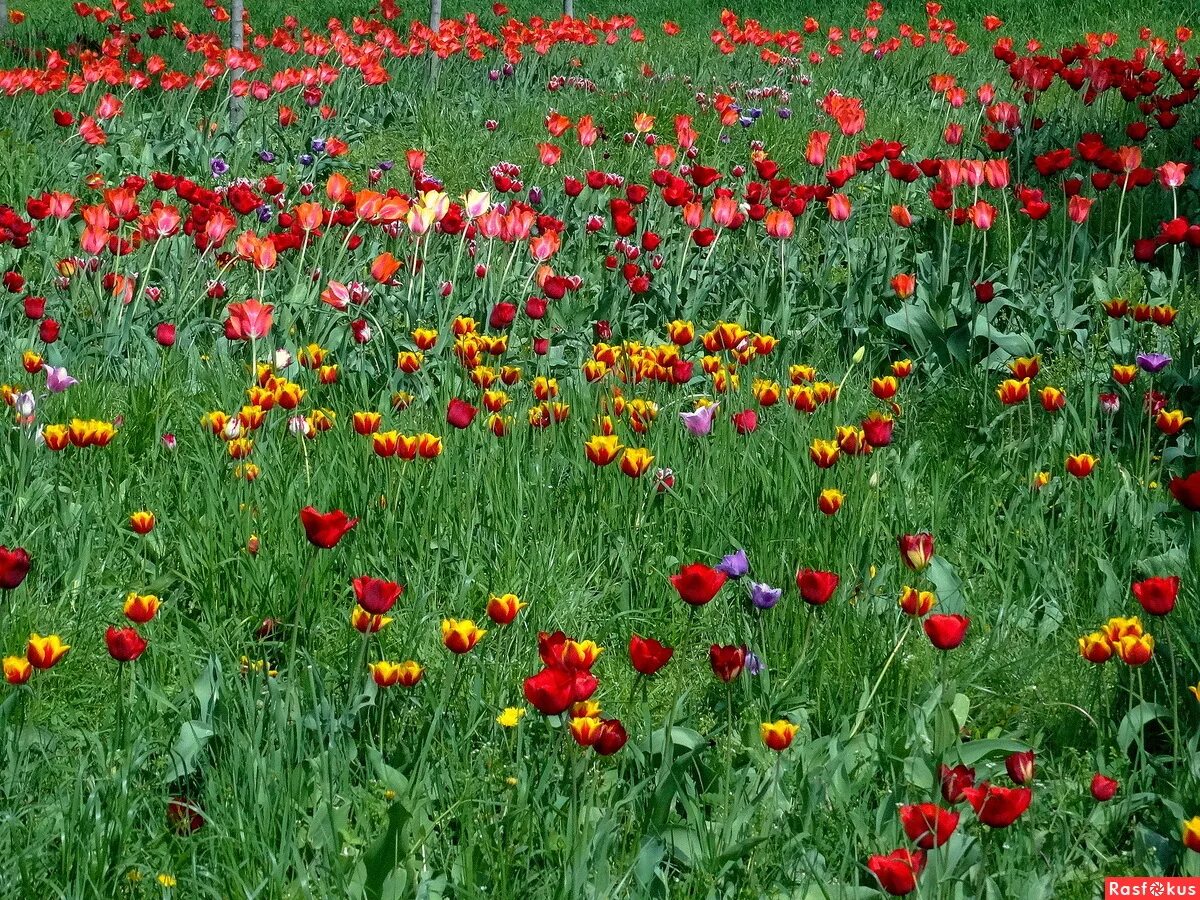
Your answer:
1170;471;1200;510
1006;750;1036;785
760;720;798;751
749;582;783;610
1066;453;1098;478
593;719;628;756
1090;774;1119;802
129;511;155;535
899;803;960;849
671;563;727;606
1183;817;1200;853
300;506;358;549
1038;386;1065;412
709;644;745;682
106;626;148;662
899;587;936;617
44;365;78;393
123;592;161;624
898;533;934;570
442;619;486;654
628;635;673;676
523;666;576;715
371;660;423;688
939;763;976;803
1115;633;1154;666
0;546;31;590
584;435;623;467
795;568;839;605
1078;632;1114;663
924;614;969;649
962;783;1032;827
486;593;526;625
680;402;719;436
223;299;274;341
866;849;926;896
818;488;844;516
352;576;403;616
3;655;32;685
446;398;478;429
26;633;69;669
569;715;603;747
1132;576;1180;616
731;409;758;434
716;549;749;579
619;447;654;478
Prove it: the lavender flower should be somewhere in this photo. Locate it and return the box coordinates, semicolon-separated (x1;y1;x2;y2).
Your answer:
44;365;78;393
717;549;749;579
1135;352;1171;373
749;582;782;610
680;402;719;436
310;137;326;154
257;150;276;163
210;157;229;177
298;154;315;167
744;650;765;675
777;106;792;120
14;390;35;417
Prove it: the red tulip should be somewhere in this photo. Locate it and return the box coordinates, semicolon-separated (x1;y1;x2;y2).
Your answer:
866;849;926;896
1005;750;1035;785
709;644;745;682
670;563;727;606
593;719;628;756
939;763;976;803
299;506;359;549
1132;575;1180;616
962;782;1032;827
446;397;478;429
629;634;673;676
1090;773;1119;802
523;666;575;715
731;409;758;434
1170;471;1200;510
899;803;960;849
105;625;148;662
0;545;31;590
352;576;403;615
923;614;969;650
223;299;274;341
898;532;934;570
154;322;177;347
796;568;839;605
167;796;205;834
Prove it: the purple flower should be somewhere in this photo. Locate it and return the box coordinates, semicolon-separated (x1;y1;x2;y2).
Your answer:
379;160;395;172
1136;352;1171;373
210;157;229;177
716;549;749;579
257;150;276;163
298;154;315;167
44;365;78;393
528;186;544;206
256;205;274;224
310;137;326;154
680;402;719;436
777;106;792;120
749;582;782;610
744;650;765;675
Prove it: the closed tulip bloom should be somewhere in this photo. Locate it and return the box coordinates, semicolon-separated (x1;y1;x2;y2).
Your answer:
1111;364;1137;385
629;634;673;675
1006;750;1035;785
862;411;894;447
371;660;423;688
446;398;478;429
442;619;485;654
709;644;745;682
1102;616;1144;643
123;592;161;624
106;626;148;662
899;586;936;617
593;719;629;756
1038;386;1066;412
671;563;727;605
899;803;960;849
871;376;899;400
962;783;1032;827
1115;633;1154;666
866;849;926;896
939;763;976;803
1078;632;1114;663
818;488;844;516
523;666;576;715
0;546;31;590
300;506;359;549
486;593;526;625
809;439;840;469
1183;817;1200;853
569;715;603;747
350;606;393;633
127;513;154;535
996;378;1030;404
898;533;934;570
1090;774;1119;802
1156;409;1192;436
4;655;32;684
1066;454;1098;478
27;633;69;669
924;613;969;649
1170;471;1200;510
352;576;403;616
760;719;798;751
796;568;839;605
749;582;783;610
1132;576;1180;616
563;640;602;669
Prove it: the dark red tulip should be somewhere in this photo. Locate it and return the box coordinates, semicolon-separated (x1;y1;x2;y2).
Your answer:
0;546;31;590
446;397;478;429
39;318;60;343
709;644;745;682
962;782;1032;827
1132;575;1180;616
352;576;404;615
299;506;358;549
629;634;673;676
523;666;575;715
167;796;204;834
538;630;569;667
593;719;628;756
670;563;727;606
1090;773;1119;802
731;409;758;434
1170;471;1200;510
1005;750;1035;785
796;568;839;605
105;626;148;662
899;803;960;849
23;295;45;319
898;532;935;570
923;614;969;650
488;300;517;329
866;849;926;896
939;763;976;803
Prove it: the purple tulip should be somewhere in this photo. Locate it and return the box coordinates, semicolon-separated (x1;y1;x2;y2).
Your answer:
210;157;229;177
680;402;719;436
717;549;749;579
1136;352;1171;373
44;365;78;393
749;582;782;610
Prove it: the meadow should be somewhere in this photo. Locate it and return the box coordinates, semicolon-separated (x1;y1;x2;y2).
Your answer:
0;0;1198;897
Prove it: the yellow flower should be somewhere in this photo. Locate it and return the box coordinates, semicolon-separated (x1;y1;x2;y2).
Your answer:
157;873;177;888
496;707;526;728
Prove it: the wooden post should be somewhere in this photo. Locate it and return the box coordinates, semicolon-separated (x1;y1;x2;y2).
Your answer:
427;0;442;86
229;0;245;129
563;0;573;16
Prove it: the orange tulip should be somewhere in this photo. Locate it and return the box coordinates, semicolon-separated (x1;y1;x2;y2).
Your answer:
442;618;485;654
27;633;70;669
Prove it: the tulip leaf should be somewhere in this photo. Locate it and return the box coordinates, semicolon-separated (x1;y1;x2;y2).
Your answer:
1118;702;1169;754
956;738;1031;766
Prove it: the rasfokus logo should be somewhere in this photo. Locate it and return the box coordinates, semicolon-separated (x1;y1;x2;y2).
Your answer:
1106;878;1200;897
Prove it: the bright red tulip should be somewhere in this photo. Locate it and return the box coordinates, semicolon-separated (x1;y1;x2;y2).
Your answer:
300;506;359;549
962;783;1032;827
923;613;969;650
866;849;926;896
1132;576;1180;616
709;644;745;682
446;397;478;429
1090;774;1119;802
899;803;960;849
670;563;727;606
1006;750;1035;785
223;299;273;341
796;568;839;605
105;626;148;662
939;763;976;803
629;634;673;675
0;546;31;590
352;576;403;615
